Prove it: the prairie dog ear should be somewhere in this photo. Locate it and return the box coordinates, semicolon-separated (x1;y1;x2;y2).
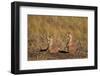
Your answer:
67;32;72;36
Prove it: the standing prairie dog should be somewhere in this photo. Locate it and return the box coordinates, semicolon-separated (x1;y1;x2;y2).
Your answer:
47;35;60;53
66;32;80;55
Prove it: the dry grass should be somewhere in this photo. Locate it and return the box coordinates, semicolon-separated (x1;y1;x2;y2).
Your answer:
28;15;88;61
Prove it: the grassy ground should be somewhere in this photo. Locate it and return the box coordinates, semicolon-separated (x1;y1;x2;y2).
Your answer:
28;50;87;61
28;15;88;61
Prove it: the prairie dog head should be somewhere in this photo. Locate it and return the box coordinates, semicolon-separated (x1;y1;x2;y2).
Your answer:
47;35;53;44
66;32;73;42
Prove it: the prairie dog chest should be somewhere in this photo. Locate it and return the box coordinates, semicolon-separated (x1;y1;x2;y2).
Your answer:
48;38;53;46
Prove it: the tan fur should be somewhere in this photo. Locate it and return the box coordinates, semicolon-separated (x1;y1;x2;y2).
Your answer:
67;33;79;55
47;36;60;53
